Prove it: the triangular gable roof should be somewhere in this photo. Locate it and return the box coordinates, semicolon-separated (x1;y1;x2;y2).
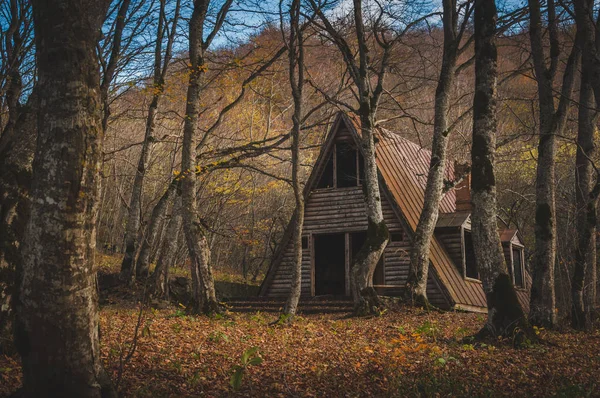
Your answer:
261;112;488;308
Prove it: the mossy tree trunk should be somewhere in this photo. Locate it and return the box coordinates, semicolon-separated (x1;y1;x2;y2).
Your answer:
0;0;33;353
309;0;393;315
527;0;580;329
406;0;466;306
180;0;232;315
571;0;598;330
15;0;116;395
471;0;530;339
351;114;389;316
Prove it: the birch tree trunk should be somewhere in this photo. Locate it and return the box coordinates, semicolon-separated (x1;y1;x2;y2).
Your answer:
152;196;182;299
283;0;305;317
406;0;461;305
471;0;529;340
15;0;116;395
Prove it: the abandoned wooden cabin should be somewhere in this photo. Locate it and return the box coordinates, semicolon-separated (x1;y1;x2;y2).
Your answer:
259;112;530;313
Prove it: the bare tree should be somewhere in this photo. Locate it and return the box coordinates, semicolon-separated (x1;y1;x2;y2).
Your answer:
470;0;529;339
15;0;116;395
181;0;234;314
120;0;181;281
405;0;473;306
308;0;398;315
282;0;305;317
571;0;598;330
0;0;33;349
527;0;580;328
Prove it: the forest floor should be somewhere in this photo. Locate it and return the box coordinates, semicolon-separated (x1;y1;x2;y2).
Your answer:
1;255;599;397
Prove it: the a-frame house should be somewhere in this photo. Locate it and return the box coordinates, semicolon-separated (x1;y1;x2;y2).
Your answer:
259;113;531;313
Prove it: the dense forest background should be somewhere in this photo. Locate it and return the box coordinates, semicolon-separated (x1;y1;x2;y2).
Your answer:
0;0;599;395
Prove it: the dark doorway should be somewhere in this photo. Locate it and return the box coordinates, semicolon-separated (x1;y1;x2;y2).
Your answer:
314;233;346;295
351;231;384;285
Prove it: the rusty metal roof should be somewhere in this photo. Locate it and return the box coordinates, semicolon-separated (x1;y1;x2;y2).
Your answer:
366;127;487;308
436;212;471;228
261;112;528;311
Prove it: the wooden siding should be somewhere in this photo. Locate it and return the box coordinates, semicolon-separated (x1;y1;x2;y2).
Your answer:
262;113;531;313
436;228;464;274
266;180;448;306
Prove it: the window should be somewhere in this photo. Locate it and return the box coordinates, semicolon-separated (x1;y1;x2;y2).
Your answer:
512;246;524;288
463;230;479;279
301;236;309;250
316;142;364;189
390;232;403;242
336;142;358;187
317;152;334;188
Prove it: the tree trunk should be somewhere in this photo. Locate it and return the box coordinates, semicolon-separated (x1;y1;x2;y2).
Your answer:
15;0;115;396
527;0;580;328
152;196;182;299
283;0;305;318
120;0;180;281
471;0;529;340
351;114;389;315
0;1;32;351
572;0;597;330
406;0;459;306
180;0;228;315
0;90;36;354
136;180;178;277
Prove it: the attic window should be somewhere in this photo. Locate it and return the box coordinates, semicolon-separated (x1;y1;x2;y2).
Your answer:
463;230;479;280
317;152;334;188
336;142;359;187
316;142;364;189
512;246;525;288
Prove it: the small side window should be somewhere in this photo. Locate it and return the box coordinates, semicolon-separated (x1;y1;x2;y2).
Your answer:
301;236;309;250
390;232;403;242
512;246;524;288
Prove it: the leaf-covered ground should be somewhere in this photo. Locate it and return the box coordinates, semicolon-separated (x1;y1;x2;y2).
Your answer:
2;299;599;397
1;255;599;396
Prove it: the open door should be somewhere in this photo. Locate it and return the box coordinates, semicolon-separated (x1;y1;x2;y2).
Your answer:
314;233;346;295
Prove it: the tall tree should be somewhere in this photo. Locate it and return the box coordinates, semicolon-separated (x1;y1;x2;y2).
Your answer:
309;0;396;315
470;0;529;339
14;0;115;395
0;0;33;350
405;0;473;306
282;0;305;317
527;0;580;328
571;0;598;330
120;0;181;281
181;0;233;314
